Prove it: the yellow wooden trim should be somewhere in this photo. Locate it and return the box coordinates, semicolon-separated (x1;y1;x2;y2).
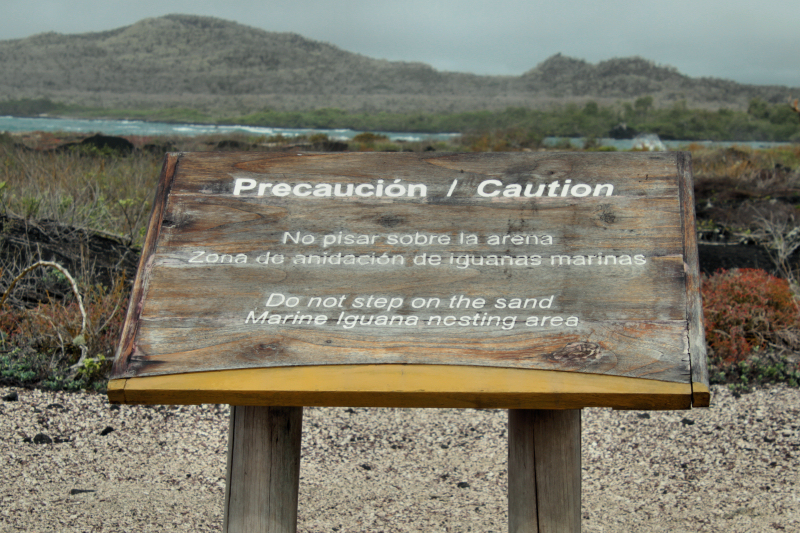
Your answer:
107;378;127;404
109;365;693;410
691;382;711;407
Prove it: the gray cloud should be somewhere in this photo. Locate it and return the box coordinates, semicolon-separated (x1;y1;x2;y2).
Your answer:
3;0;799;87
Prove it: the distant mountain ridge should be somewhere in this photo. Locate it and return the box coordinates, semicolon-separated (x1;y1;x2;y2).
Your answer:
0;14;796;114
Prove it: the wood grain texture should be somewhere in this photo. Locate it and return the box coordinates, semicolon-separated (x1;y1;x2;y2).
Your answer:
677;152;711;406
109;152;705;408
509;409;581;532
530;410;581;532
111;153;179;377
224;406;302;533
509;409;540;532
106;365;692;409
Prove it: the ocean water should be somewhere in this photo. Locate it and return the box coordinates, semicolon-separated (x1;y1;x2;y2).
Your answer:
0;116;459;143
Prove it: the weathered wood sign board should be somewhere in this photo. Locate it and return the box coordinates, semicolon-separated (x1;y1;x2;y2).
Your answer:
108;151;709;409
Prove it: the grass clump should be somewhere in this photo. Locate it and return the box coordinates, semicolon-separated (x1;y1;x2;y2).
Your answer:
0;142;161;247
461;128;544;152
690;143;800;182
0;274;128;392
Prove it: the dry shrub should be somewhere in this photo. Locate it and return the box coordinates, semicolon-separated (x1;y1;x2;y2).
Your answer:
0;275;128;389
691;144;800;191
692;147;800;201
463;128;543;152
702;268;800;364
0;143;161;246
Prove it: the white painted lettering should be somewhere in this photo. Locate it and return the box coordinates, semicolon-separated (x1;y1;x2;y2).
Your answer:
233;178;256;195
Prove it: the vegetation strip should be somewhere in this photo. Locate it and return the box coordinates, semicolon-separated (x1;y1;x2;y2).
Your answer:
2;95;800;142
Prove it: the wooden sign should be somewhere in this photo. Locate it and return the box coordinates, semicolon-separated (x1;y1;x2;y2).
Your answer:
108;151;709;409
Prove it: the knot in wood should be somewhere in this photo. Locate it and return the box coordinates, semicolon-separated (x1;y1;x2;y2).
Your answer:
546;342;602;367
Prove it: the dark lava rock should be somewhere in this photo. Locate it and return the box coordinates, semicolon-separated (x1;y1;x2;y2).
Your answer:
698;243;776;275
313;140;348;152
142;141;177;155
53;134;135;154
80;134;135;154
69;489;96;495
33;433;52;444
2;391;18;401
680;418;695;426
456;482;471;489
637;413;651;419
0;214;139;305
100;426;115;436
608;122;637;139
215;139;249;150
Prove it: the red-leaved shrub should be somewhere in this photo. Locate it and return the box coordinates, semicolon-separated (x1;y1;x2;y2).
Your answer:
702;268;800;363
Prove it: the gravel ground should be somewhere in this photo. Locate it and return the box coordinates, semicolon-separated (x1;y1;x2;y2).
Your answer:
1;384;798;532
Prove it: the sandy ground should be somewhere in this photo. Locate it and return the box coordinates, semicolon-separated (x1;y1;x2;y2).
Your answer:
1;384;798;532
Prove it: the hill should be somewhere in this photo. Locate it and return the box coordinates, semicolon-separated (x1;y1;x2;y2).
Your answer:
0;14;797;114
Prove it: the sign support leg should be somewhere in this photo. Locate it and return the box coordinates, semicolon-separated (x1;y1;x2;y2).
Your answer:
224;406;303;533
508;409;581;532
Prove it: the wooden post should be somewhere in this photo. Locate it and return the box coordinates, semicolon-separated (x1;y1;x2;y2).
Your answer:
508;409;581;533
224;406;303;533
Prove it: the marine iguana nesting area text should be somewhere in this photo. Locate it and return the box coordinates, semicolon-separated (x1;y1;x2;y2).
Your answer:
184;226;649;333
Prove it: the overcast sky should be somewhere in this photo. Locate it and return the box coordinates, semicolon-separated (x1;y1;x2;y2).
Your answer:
4;0;799;87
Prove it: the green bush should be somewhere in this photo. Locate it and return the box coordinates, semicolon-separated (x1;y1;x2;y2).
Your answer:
710;352;800;394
